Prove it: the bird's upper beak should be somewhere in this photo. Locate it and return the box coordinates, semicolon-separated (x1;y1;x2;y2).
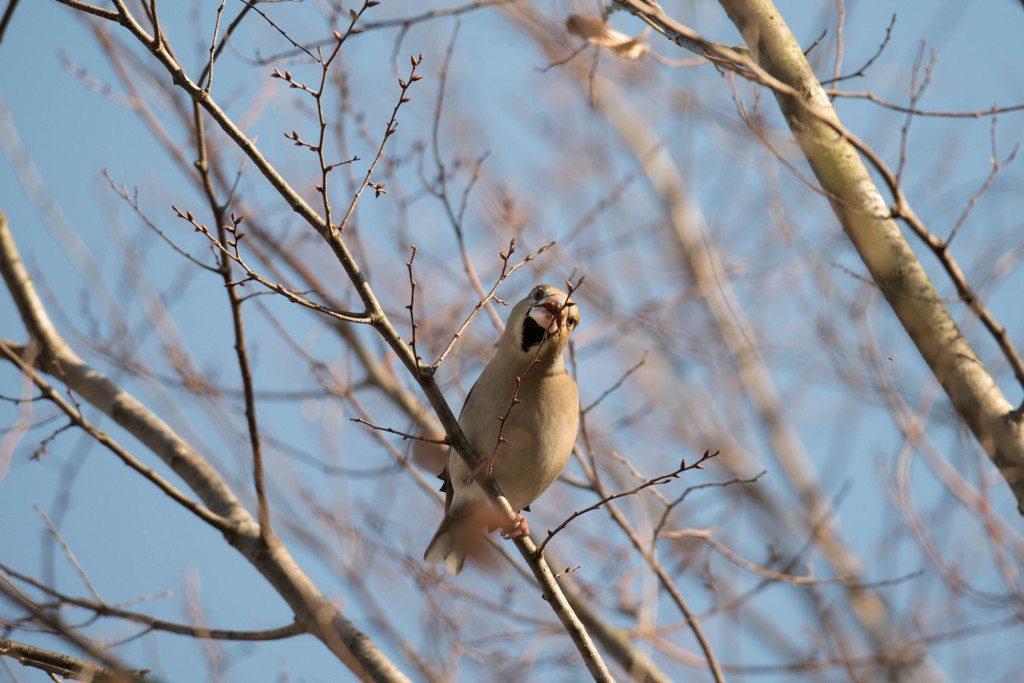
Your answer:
530;293;572;332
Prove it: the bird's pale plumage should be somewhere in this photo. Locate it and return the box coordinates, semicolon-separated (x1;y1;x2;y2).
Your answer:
424;284;580;575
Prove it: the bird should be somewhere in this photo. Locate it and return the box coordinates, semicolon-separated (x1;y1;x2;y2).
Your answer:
423;284;581;576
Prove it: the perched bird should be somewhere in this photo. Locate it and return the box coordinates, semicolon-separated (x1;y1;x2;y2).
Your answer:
424;284;581;576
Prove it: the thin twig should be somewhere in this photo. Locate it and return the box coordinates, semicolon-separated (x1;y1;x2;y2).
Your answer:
803;28;827;57
430;239;555;370
538;449;717;553
947;112;1019;246
203;0;227;93
822;13;896;85
896;41;933;184
663;528;852;585
826;89;1024;117
35;508;103;602
652;470;767;540
104;172;217;272
197;2;254;90
191;97;275;540
349;417;448;444
0;562;306;641
336;52;424;233
405;244;421;365
582;351;648;414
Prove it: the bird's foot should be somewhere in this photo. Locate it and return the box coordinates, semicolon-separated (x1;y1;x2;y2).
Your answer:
501;513;529;540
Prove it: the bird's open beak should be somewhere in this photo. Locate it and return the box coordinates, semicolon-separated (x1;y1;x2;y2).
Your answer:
530;293;571;332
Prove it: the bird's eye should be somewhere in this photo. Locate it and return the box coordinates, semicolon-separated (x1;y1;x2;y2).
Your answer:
532;288;543;301
567;317;578;328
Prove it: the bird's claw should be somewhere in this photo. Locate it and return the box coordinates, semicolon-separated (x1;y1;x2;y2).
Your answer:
501;513;529;540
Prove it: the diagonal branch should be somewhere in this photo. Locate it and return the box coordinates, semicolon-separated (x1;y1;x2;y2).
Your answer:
192;100;274;541
703;0;1024;514
41;3;614;677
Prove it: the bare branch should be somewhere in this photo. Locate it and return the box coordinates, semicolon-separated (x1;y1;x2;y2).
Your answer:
582;351;648;414
405;244;421;365
827;89;1024;118
538;450;718;553
0;637;143;683
1;562;306;642
34;508;103;603
350;417;447;444
52;0;120;22
822;13;896;86
947;113;1020;246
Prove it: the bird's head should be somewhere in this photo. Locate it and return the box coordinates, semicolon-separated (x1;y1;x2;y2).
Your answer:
513;284;579;355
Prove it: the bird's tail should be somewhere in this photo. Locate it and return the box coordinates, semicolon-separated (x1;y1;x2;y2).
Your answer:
423;503;501;576
423;517;467;576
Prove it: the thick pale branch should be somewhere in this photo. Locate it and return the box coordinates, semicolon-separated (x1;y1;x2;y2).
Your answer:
711;0;1024;514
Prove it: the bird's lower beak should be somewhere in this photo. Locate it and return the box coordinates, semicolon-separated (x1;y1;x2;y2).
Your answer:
531;294;569;332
